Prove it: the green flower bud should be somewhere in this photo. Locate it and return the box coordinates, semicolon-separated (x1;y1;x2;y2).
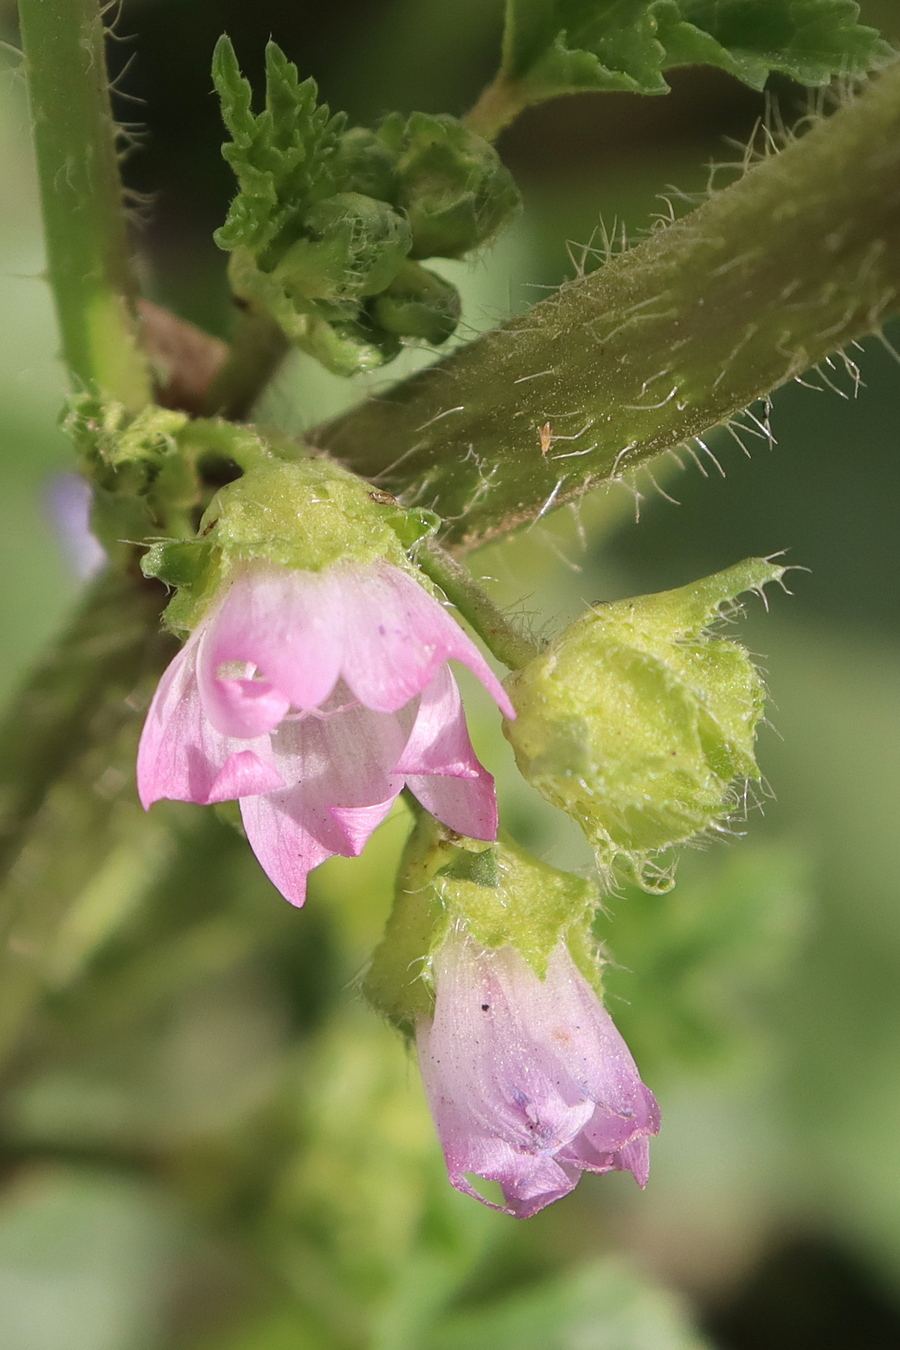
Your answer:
277;191;411;304
369;260;462;343
503;559;786;891
141;454;439;632
390;113;521;259
365;815;599;1033
335;126;399;201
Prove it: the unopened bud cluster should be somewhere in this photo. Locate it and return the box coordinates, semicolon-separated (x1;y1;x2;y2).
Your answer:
213;39;520;375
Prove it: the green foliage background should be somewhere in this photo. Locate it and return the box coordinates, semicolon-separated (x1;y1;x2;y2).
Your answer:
0;1;899;1346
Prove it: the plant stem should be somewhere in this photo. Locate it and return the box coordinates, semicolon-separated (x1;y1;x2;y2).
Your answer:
18;0;150;406
416;540;539;669
363;806;447;1033
316;61;900;551
0;570;172;886
464;73;526;141
199;302;290;420
0;569;173;1066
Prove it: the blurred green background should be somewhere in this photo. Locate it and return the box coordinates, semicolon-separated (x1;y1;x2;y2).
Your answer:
0;2;899;1347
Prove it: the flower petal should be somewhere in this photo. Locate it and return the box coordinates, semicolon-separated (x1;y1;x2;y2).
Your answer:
240;792;334;907
336;563;515;716
207;750;284;803
416;933;659;1218
241;697;408;904
197;565;344;735
395;666;499;839
137;635;276;806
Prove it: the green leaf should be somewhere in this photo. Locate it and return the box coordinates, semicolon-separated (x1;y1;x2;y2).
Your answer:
502;0;669;98
654;0;895;91
499;0;892;107
212;36;346;258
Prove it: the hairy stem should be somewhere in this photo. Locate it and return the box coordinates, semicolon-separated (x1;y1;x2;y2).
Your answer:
0;570;173;1065
18;0;150;405
464;72;527;141
417;540;540;669
0;570;171;886
316;61;900;550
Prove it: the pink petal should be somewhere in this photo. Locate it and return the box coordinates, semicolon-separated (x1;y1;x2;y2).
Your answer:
416;935;659;1218
336;563;515;717
393;666;480;778
328;798;399;854
206;750;284;803
137;635;277;807
240;792;335;907
394;666;499;838
197;565;343;735
241;697;408;904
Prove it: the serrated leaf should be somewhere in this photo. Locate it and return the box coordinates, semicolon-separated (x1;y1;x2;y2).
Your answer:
212;36;345;257
503;1;670;98
499;0;892;107
654;0;895;91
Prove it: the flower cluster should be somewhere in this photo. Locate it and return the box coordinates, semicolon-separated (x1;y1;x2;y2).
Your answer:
138;558;513;905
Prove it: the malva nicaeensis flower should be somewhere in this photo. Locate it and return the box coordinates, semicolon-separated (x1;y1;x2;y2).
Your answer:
138;558;514;905
416;929;660;1218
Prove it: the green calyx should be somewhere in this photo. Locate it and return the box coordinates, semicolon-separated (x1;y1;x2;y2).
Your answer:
503;558;786;891
213;38;520;375
365;813;599;1034
141;455;439;633
63;395;194;562
381;111;521;260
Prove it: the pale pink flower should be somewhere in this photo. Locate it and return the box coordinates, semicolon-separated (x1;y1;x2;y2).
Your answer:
138;560;513;904
417;932;660;1218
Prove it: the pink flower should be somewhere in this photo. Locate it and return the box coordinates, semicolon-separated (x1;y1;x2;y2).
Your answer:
416;932;660;1218
138;560;514;904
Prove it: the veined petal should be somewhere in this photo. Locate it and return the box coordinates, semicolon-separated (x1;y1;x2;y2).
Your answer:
207;750;284;803
328;798;399;854
336;563;515;716
240;792;335;908
137;634;276;807
241;697;407;905
393;666;480;778
395;666;499;839
416;933;659;1218
197;565;343;735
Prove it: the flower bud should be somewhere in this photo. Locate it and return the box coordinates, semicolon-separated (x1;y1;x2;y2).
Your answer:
335;126;399;201
365;825;598;1033
276;192;412;304
365;823;658;1214
503;559;785;890
417;931;660;1216
369;260;462;344
386;112;521;259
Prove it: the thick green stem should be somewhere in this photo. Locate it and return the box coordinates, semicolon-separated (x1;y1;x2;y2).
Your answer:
0;569;171;883
416;540;540;669
0;571;172;885
18;0;150;405
0;570;173;1063
316;61;900;550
